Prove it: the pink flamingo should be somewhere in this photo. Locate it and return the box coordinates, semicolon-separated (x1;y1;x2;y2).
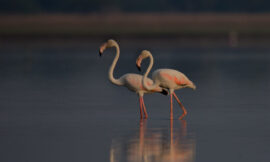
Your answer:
136;50;196;120
99;40;168;119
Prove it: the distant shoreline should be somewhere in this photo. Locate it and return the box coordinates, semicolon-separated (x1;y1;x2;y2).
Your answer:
1;13;270;39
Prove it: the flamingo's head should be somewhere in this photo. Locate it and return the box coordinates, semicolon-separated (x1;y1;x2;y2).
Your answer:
99;39;117;56
136;50;151;71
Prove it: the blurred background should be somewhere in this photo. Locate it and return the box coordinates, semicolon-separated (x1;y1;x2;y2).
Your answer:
1;1;270;162
0;0;270;42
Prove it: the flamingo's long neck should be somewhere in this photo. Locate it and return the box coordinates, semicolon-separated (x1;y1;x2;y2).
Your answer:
143;53;159;90
108;43;123;86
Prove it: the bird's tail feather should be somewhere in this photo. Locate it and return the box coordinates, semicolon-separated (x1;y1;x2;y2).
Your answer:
159;89;168;96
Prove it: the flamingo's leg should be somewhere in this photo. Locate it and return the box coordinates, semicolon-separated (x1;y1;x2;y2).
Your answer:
141;97;148;119
170;93;173;120
173;92;187;120
139;97;143;119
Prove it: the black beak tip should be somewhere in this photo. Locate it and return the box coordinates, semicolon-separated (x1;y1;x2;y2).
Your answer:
99;50;102;57
136;65;141;71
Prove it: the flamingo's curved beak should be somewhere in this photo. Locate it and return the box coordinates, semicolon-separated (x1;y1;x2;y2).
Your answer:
136;57;142;71
136;64;141;71
99;43;107;57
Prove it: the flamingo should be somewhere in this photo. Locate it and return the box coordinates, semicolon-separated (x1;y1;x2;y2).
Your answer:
99;39;168;119
136;50;196;120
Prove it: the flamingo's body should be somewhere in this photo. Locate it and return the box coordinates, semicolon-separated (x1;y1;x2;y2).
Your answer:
118;73;164;94
136;50;196;120
99;40;167;119
152;68;193;91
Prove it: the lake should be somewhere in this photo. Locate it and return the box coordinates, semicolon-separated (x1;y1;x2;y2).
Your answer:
0;39;269;162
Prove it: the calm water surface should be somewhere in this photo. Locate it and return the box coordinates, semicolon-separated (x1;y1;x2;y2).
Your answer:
0;40;269;162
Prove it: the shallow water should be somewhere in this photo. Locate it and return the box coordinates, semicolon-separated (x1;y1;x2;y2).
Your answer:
0;40;270;162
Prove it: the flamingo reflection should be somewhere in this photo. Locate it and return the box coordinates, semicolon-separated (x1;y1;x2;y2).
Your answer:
110;120;195;162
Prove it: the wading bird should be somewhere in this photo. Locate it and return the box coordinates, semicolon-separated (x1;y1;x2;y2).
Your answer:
136;50;196;120
99;40;167;119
